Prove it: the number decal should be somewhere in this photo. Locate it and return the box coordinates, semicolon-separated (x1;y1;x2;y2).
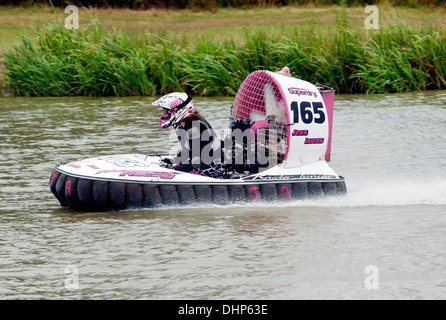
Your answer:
312;102;326;124
290;101;326;124
291;101;299;123
300;101;313;124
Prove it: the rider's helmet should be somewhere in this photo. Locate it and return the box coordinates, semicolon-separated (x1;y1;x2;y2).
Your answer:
152;92;194;129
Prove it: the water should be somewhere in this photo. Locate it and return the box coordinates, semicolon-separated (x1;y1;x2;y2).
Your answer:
0;92;445;300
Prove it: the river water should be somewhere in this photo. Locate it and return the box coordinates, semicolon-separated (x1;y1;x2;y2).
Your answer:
0;91;445;300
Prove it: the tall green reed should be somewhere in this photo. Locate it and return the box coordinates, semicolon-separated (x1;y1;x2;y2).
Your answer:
354;23;446;93
4;21;157;96
3;16;445;96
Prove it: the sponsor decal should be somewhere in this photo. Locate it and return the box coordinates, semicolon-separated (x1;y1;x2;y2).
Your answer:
66;163;81;168
98;156;149;168
248;186;260;201
288;87;318;98
244;174;337;181
95;170;178;180
300;174;336;179
171;98;183;108
280;185;292;199
65;179;73;195
49;172;58;186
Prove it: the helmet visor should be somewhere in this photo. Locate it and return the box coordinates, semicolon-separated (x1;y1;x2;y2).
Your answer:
159;108;176;128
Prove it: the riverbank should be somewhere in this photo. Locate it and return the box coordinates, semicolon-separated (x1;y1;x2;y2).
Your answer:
1;5;445;96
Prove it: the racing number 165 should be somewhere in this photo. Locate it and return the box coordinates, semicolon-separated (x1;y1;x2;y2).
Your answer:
291;101;326;124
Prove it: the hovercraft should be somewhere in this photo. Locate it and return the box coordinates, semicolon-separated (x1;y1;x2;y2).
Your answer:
49;68;346;211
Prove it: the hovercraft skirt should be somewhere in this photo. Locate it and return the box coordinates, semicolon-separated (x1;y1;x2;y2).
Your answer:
49;169;347;211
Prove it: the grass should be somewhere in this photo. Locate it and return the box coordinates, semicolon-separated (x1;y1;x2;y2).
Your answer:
1;4;445;51
1;4;445;96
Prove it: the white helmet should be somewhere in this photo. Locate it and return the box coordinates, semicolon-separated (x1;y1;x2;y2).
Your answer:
152;92;194;129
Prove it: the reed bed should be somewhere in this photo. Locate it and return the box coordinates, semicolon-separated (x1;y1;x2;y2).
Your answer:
3;16;445;96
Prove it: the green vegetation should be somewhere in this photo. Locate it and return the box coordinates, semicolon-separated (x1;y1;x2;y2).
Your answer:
1;4;445;96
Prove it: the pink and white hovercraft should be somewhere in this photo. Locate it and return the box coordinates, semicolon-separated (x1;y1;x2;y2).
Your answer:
49;68;346;211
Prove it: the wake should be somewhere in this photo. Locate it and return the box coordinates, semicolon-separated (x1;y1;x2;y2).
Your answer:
309;178;446;207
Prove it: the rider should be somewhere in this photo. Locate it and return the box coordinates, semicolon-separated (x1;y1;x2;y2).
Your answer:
152;92;221;174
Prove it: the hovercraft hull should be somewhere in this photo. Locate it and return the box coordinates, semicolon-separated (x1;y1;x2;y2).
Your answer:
50;154;346;211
